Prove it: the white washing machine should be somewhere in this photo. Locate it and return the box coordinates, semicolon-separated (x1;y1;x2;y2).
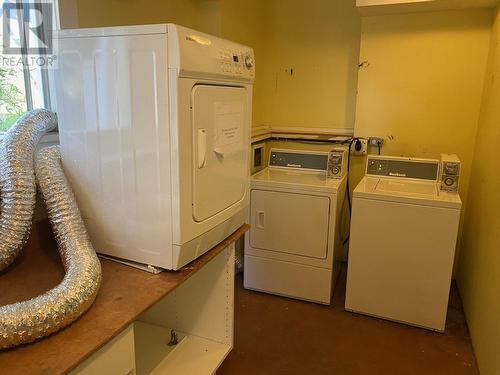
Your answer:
52;24;254;271
244;149;347;305
345;156;462;332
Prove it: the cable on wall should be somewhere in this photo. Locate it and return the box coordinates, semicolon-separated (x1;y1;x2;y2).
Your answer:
341;137;369;247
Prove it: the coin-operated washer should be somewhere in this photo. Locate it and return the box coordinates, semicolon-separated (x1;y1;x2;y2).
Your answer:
244;149;347;305
345;155;462;332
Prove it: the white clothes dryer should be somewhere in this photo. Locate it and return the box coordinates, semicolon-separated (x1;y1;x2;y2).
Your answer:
52;24;255;271
244;149;347;304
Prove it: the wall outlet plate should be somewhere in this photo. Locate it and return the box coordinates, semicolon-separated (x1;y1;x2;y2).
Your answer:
369;137;384;147
350;139;367;156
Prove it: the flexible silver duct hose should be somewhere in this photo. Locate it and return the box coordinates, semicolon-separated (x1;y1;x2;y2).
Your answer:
0;109;57;270
0;113;102;349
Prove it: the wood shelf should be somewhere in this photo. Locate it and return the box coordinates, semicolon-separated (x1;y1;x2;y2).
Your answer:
0;221;247;375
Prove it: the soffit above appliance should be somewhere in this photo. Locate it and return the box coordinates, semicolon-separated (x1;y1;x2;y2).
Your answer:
356;0;499;16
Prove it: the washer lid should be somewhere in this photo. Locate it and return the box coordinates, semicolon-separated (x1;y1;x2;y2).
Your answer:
251;168;344;193
354;176;462;209
375;179;437;197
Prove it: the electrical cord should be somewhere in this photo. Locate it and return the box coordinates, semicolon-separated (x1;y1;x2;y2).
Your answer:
341;137;380;246
345;137;363;211
341;137;357;246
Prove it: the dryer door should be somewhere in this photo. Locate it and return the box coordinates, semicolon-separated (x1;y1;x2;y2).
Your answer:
250;190;330;259
191;85;248;222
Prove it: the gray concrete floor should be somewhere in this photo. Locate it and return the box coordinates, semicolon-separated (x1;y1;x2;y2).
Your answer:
218;265;478;375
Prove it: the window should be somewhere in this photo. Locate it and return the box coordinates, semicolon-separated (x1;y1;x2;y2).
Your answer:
0;0;58;132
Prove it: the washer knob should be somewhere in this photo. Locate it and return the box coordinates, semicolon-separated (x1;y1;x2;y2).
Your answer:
244;55;254;69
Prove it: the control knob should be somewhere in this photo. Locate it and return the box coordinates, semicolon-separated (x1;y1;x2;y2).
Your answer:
444;177;455;187
244;55;254;69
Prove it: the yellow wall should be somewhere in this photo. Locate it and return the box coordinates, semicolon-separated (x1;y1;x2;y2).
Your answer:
256;0;361;130
76;0;222;35
352;10;492;254
75;0;361;130
219;1;273;131
458;7;500;375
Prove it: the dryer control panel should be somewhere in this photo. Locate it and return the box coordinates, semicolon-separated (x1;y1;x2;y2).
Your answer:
269;149;328;171
366;156;439;182
327;149;347;179
170;24;255;82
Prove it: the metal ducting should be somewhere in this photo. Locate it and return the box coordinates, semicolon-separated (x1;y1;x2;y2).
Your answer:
0;111;102;349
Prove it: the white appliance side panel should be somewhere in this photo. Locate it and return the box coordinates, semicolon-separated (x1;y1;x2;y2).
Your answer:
250;190;330;259
345;197;461;331
54;34;173;268
191;85;248;222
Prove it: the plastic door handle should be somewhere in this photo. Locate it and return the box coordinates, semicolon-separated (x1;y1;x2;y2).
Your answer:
256;210;265;229
198;129;207;168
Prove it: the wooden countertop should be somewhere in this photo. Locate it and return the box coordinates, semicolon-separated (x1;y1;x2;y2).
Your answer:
0;221;249;374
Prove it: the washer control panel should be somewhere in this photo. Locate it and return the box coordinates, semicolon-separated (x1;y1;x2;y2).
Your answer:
439;154;461;192
366;156;439;182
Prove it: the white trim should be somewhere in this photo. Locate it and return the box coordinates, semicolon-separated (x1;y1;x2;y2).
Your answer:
251;125;354;143
54;0;79;29
356;0;499;15
52;0;61;30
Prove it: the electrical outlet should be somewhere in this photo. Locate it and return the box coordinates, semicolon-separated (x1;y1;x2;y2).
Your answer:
369;137;384;147
350;138;367;156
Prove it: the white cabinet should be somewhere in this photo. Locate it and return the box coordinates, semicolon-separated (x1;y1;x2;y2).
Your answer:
71;326;136;375
71;244;235;375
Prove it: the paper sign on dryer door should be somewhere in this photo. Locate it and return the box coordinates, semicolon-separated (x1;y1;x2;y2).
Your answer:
213;101;244;157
